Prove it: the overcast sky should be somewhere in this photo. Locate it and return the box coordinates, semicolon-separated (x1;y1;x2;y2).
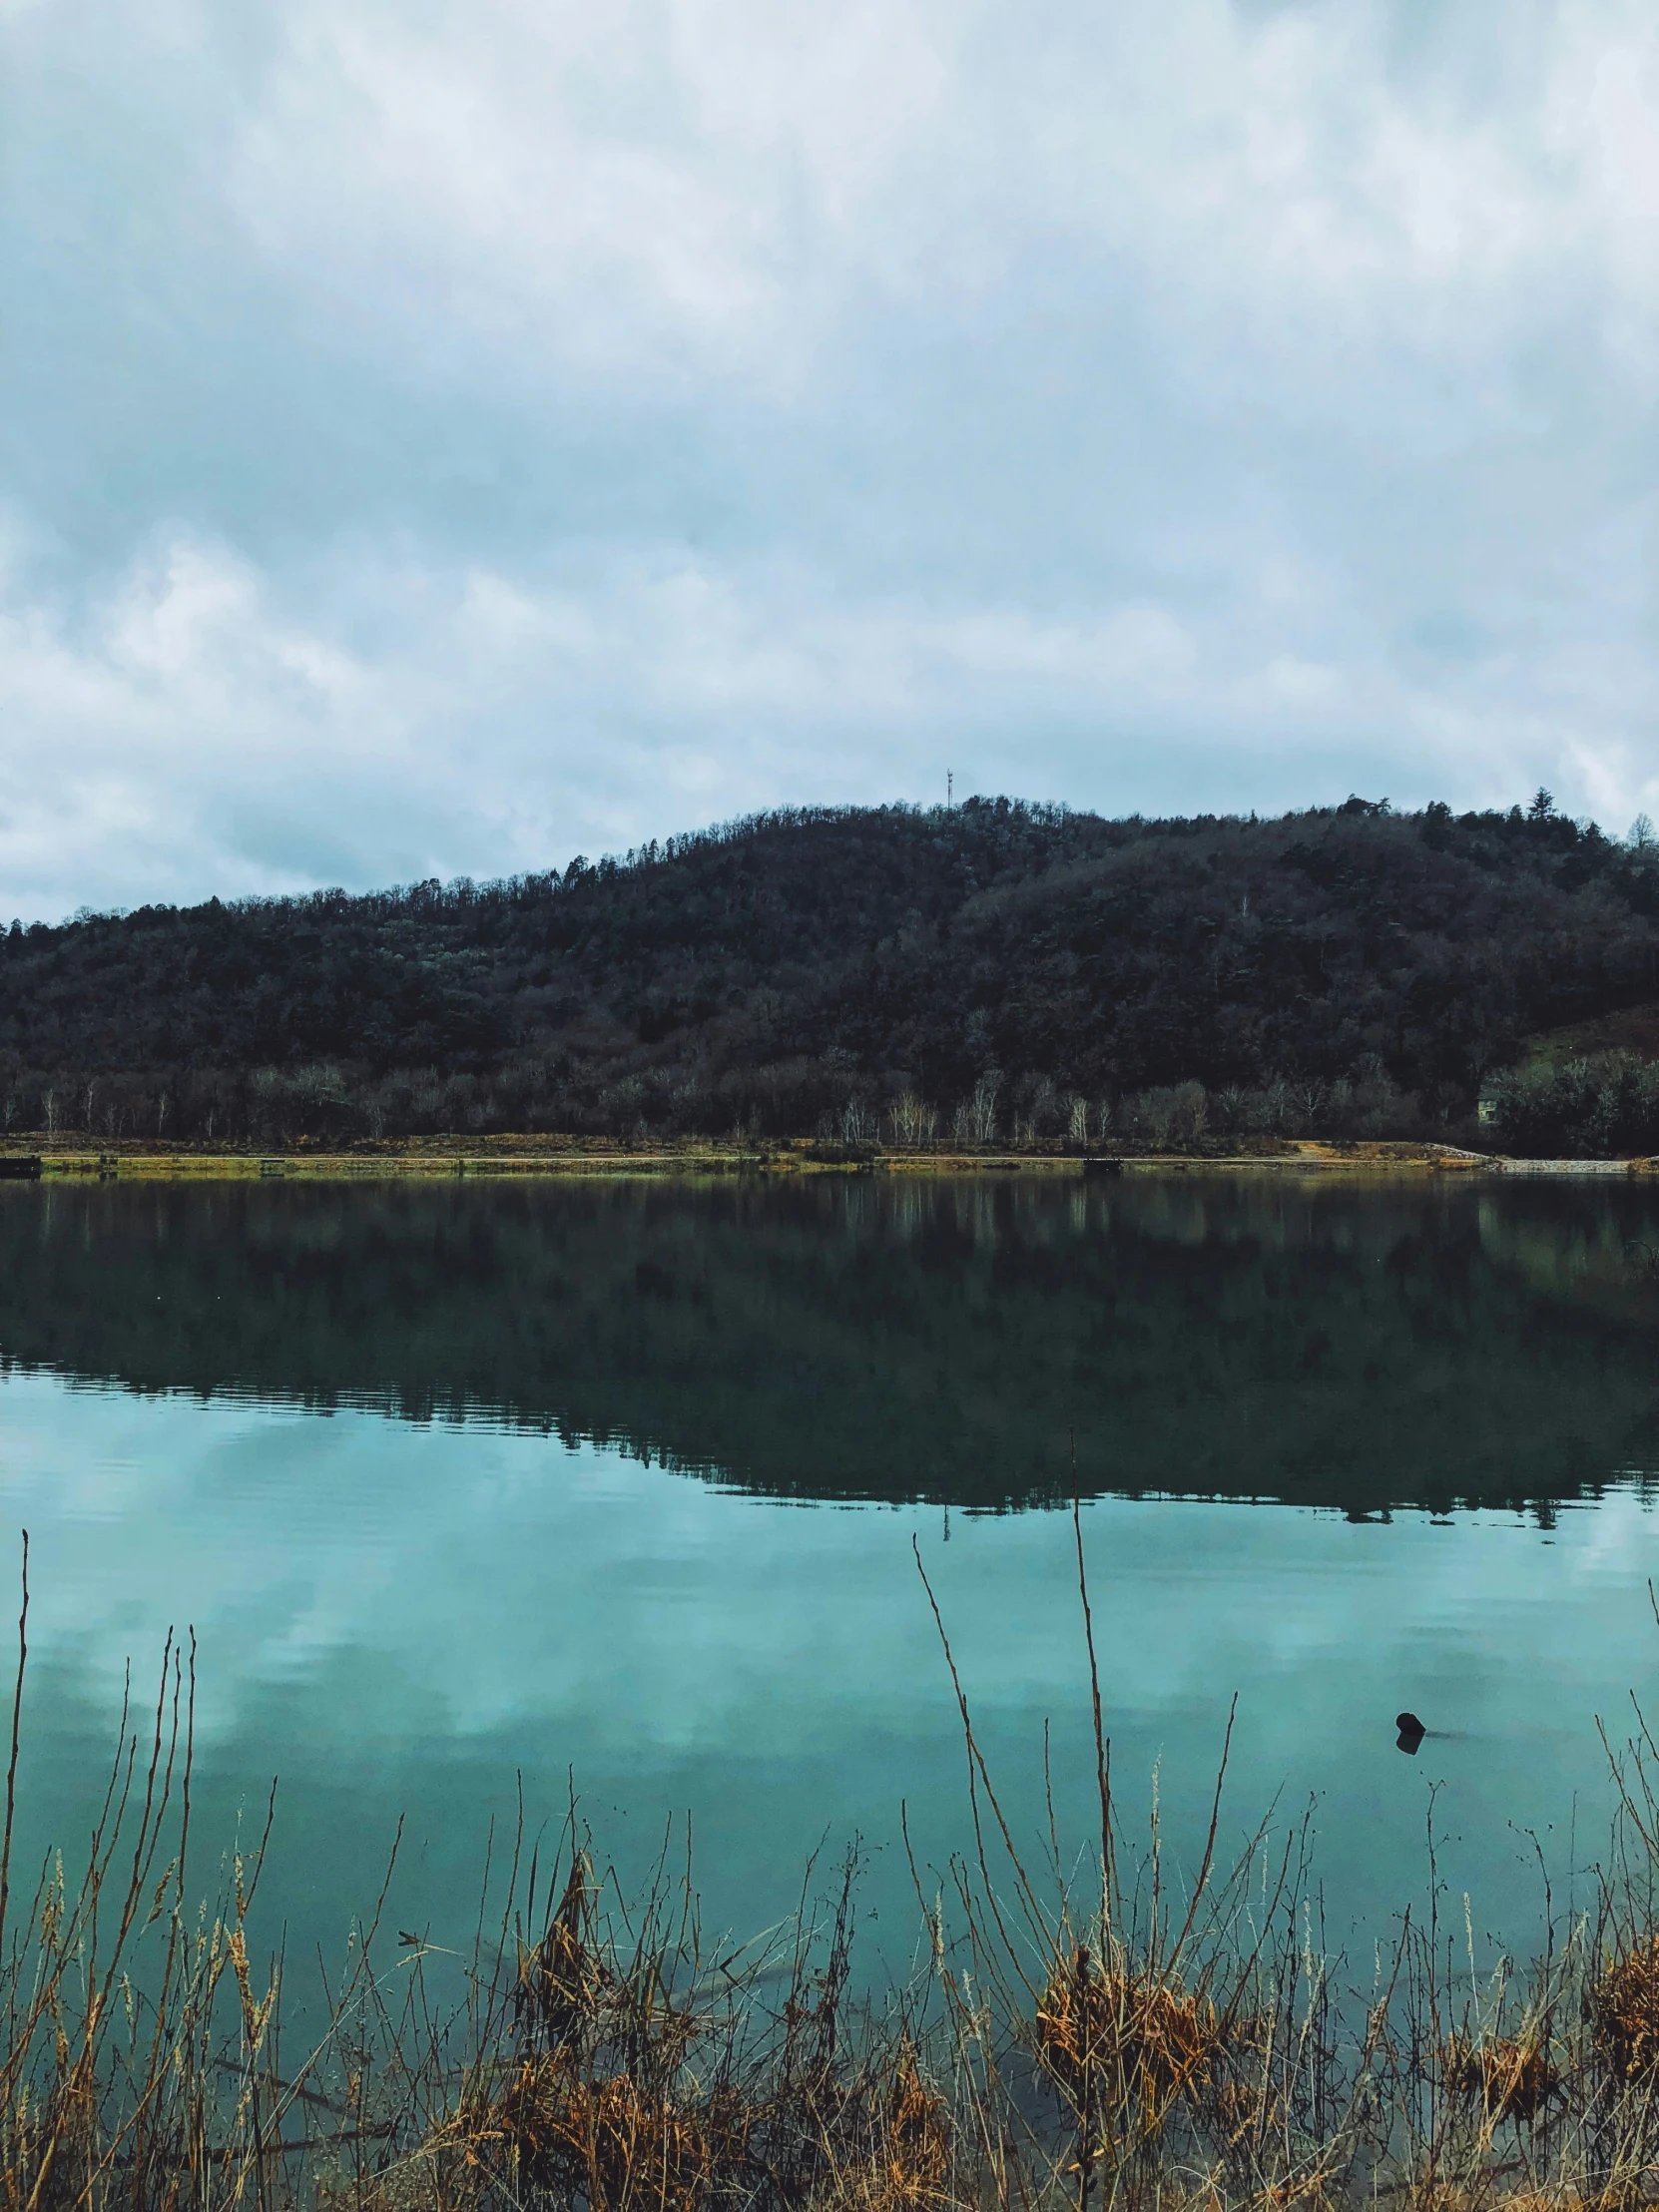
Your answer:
1;0;1654;920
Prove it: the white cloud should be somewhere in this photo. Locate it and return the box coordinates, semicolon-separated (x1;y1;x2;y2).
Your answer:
1;518;1652;920
0;0;1654;914
227;1;1653;358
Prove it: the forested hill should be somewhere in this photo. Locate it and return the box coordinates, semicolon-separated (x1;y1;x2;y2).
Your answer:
4;793;1659;1147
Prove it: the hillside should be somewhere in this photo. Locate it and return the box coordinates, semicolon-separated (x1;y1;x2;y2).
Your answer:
4;794;1659;1149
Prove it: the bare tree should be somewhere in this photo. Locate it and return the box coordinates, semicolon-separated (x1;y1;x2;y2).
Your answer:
838;1097;873;1144
1290;1078;1324;1131
951;1072;1001;1146
889;1091;936;1148
1028;1075;1061;1135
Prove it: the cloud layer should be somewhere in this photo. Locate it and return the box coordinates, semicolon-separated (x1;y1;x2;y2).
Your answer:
1;0;1654;918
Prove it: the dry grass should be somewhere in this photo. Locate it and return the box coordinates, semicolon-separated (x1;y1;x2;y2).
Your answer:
1441;2032;1564;2128
1034;1950;1241;2138
8;1530;1659;2212
1590;1937;1659;2086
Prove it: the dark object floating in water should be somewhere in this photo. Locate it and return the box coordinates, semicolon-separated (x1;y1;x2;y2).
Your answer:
1395;1710;1425;1754
0;1156;41;1181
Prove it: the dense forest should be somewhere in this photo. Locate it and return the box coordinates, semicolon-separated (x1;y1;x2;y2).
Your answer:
5;791;1659;1151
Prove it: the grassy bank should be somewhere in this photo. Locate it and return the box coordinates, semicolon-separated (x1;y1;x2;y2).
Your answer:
9;1527;1659;2212
0;1136;1631;1181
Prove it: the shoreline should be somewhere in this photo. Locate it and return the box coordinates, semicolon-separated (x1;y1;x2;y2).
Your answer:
0;1135;1652;1180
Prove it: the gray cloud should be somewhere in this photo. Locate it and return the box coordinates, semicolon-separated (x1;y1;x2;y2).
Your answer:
1;0;1654;918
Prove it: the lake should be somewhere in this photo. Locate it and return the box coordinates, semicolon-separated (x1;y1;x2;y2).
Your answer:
1;1169;1657;1990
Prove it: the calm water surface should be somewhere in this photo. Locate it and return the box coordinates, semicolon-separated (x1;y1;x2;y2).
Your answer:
2;1172;1658;1980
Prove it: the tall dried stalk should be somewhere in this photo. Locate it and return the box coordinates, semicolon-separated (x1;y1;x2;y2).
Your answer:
8;1526;1659;2212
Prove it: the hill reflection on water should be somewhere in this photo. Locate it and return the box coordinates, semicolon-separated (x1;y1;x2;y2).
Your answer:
1;1171;1657;1516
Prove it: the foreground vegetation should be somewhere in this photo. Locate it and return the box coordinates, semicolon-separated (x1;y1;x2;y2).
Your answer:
8;793;1659;1153
12;1525;1659;2212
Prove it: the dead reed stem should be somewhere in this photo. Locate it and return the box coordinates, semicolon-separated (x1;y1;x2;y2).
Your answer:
4;1522;1659;2212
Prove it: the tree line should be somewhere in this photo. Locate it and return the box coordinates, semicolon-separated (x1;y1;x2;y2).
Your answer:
5;791;1659;1152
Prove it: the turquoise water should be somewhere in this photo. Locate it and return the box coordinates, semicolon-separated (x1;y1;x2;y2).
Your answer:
1;1173;1657;1982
